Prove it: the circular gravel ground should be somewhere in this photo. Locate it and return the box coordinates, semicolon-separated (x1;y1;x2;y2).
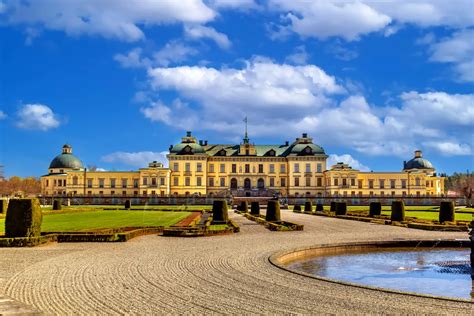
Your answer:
0;210;472;314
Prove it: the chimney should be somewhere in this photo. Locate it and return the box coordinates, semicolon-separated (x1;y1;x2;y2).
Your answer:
415;150;422;158
199;140;203;145
302;133;308;138
285;141;289;146
186;131;192;137
169;145;173;151
403;161;406;169
204;140;208;146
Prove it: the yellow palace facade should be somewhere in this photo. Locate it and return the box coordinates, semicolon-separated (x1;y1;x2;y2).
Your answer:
40;132;445;198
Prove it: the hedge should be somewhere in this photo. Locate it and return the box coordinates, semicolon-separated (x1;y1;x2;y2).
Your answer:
293;205;301;212
266;200;281;222
304;201;313;213
369;202;382;217
53;198;62;211
239;201;248;213
5;198;43;238
316;203;324;212
250;201;260;216
391;201;406;222
0;235;56;247
439;201;455;223
125;199;131;209
335;202;347;216
212;199;228;224
0;199;7;214
330;201;337;213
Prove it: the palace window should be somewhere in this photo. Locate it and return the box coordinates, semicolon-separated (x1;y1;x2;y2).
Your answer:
245;164;250;173
258;164;264;173
390;179;396;189
196;163;202;172
402;191;406;196
185;163;191;172
209;178;214;187
197;177;202;186
99;191;103;195
87;191;92;195
133;179;139;188
173;177;179;186
87;179;93;188
151;178;157;186
294;163;300;173
351;191;355;196
269;164;274;173
392;191;395;196
220;164;225;173
173;163;179;172
317;164;322;173
142;178;147;186
220;178;225;187
317;177;322;187
142;191;147;196
232;164;237;173
122;179;128;188
351;178;355;186
111;191;115;195
305;177;311;187
185;177;190;186
368;180;374;189
280;164;286;173
209;164;214;173
305;163;311;173
334;179;338;186
358;180;363;189
415;178;421;186
281;178;286;187
342;178;347;186
381;191;385;196
122;191;126;196
99;178;104;188
270;178;275;187
401;180;407;188
295;177;300;187
72;176;78;185
46;180;49;187
160;178;165;186
379;179;385;189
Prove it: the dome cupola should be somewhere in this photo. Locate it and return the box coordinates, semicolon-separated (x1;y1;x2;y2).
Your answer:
403;150;434;171
49;144;84;170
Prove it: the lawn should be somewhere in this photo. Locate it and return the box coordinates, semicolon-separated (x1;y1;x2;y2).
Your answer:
0;210;191;233
380;211;473;222
40;205;212;212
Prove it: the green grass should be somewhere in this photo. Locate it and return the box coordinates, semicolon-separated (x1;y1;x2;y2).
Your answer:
292;205;474;213
380;211;473;222
208;224;229;231
41;205;212;212
0;210;191;233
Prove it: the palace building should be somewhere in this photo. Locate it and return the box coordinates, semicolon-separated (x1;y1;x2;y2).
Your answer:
40;132;445;197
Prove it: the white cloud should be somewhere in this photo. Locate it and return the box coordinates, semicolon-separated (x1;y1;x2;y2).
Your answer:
184;25;231;49
423;141;472;156
153;40;199;66
209;0;258;10
269;0;474;41
16;104;60;131
327;154;370;171
3;0;215;42
285;45;309;65
0;110;6;120
114;48;151;69
427;29;474;82
102;151;169;168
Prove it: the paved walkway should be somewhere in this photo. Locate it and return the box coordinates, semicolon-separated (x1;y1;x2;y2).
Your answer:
0;210;471;314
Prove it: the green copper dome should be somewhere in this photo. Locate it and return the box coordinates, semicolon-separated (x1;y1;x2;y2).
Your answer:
289;143;326;155
49;153;83;169
169;143;205;154
403;150;434;170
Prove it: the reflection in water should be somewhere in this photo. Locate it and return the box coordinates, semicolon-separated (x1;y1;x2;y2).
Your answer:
287;249;471;300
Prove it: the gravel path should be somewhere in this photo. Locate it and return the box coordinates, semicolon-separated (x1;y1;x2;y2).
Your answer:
0;210;471;314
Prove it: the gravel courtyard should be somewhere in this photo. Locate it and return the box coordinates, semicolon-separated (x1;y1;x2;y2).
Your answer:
0;210;471;315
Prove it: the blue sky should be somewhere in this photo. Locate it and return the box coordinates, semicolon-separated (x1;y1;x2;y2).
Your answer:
1;0;473;177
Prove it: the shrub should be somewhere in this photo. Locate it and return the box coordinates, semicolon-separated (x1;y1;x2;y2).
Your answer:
250;201;260;216
240;201;248;213
304;201;313;213
330;201;337;213
266;200;281;222
369;202;382;217
335;202;347;216
124;200;131;209
212;199;229;224
5;198;43;238
0;199;7;214
52;198;62;211
439;201;455;223
391;201;405;222
316;203;324;212
293;205;301;212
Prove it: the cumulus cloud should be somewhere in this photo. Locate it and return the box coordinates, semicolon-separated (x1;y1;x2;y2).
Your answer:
427;29;474;82
114;48;151;69
3;0;215;42
327;154;370;171
209;0;258;10
269;0;474;41
16;104;60;131
285;45;309;65
102;151;169;168
0;110;6;120
423;141;472;156
184;25;231;49
153;40;199;66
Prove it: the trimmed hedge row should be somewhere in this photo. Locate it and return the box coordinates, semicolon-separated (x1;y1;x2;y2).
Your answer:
304;201;312;213
5;198;42;238
293;205;301;212
53;198;62;210
369;202;382;217
391;201;405;222
316;203;324;212
0;235;57;247
250;201;260;216
266;200;281;222
439;201;455;223
0;199;8;214
212;199;229;224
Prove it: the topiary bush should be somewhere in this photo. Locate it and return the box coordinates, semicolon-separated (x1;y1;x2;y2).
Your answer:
266;200;281;222
250;201;260;216
240;201;248;213
369;202;382;217
391;201;405;222
5;198;43;238
316;203;324;212
335;202;347;216
293;205;301;212
52;198;62;211
212;199;229;224
330;201;337;213
304;200;313;213
124;200;131;209
0;199;8;214
439;201;455;223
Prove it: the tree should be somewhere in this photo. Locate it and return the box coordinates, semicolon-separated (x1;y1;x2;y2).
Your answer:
446;171;473;207
0;176;41;197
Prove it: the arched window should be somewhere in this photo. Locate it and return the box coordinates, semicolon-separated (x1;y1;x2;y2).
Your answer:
244;178;251;189
415;178;421;186
72;176;78;185
257;178;264;189
230;178;238;189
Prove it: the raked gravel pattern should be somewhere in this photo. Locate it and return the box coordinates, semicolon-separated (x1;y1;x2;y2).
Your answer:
0;210;472;315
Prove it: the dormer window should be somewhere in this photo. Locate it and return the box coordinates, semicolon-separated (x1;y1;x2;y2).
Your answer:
299;146;313;156
216;149;226;156
179;145;193;155
266;149;276;156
